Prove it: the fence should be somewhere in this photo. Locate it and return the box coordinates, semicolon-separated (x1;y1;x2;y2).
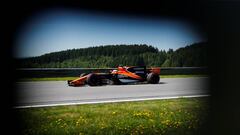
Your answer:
16;67;208;78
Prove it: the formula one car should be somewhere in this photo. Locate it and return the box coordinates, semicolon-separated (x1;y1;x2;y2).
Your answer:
67;66;160;86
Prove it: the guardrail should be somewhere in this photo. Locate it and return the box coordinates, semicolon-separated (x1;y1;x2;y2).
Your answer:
16;67;208;78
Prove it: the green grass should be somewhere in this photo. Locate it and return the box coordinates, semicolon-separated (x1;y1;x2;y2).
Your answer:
18;75;208;81
17;97;209;135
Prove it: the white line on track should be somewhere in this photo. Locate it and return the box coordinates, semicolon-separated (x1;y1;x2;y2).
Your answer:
14;94;210;109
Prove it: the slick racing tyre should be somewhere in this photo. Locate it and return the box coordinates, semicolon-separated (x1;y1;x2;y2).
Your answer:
112;78;122;85
147;73;160;84
87;73;101;86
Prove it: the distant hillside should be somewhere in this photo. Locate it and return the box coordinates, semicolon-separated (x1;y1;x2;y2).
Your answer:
17;43;207;68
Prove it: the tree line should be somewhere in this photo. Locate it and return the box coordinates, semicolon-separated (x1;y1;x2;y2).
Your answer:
17;43;207;68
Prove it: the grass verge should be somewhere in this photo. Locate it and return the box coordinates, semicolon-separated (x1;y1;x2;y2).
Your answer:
18;74;208;81
17;97;209;135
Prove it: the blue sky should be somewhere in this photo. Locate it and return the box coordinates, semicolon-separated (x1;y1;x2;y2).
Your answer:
14;9;206;58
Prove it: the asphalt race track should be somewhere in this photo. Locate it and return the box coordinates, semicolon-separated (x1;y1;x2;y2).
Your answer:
15;77;209;108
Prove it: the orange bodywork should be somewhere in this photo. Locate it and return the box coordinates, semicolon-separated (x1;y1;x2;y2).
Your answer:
111;66;144;80
68;76;88;86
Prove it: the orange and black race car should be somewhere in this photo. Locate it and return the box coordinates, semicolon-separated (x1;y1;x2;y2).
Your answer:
67;66;160;86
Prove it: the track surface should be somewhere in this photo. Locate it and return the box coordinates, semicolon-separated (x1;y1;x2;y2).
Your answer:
15;77;209;108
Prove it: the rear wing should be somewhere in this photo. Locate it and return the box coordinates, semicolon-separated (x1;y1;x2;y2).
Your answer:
147;67;161;75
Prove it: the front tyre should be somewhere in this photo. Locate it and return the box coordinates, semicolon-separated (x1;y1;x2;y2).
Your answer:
147;73;160;84
87;73;101;86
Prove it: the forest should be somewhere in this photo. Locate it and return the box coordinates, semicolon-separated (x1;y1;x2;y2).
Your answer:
17;42;207;68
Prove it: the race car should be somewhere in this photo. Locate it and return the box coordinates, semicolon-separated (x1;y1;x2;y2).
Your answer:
67;66;160;86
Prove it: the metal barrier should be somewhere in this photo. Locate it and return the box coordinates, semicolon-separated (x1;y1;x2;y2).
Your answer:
17;67;208;78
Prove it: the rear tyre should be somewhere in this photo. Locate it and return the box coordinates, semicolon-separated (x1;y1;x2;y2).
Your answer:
147;73;160;84
111;78;121;85
87;73;101;86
